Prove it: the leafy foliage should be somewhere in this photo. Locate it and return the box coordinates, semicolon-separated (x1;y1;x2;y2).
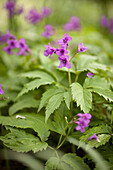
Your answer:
0;127;48;153
71;82;92;112
0;113;50;141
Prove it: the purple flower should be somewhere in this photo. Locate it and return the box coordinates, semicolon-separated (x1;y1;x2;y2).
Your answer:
44;43;55;59
58;33;72;47
100;16;109;28
42;7;51;18
26;8;41;24
64;16;81;31
0;30;16;43
58;55;71;69
75;113;92;133
88;133;100;142
5;1;15;18
87;72;94;79
78;43;87;53
42;25;54;39
56;47;68;56
3;46;14;55
7;39;17;48
0;84;4;95
16;38;30;56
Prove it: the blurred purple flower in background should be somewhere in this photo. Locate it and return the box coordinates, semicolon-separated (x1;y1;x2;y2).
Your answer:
42;7;51;18
75;113;92;133
100;15;109;28
109;19;113;34
0;84;4;95
16;38;30;56
4;0;23;18
64;16;81;31
87;72;94;78
26;8;41;24
58;55;71;69
88;133;100;142
77;43;87;53
3;46;14;55
42;25;55;39
5;0;15;18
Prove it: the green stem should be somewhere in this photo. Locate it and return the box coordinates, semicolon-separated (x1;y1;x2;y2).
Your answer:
48;146;59;159
68;69;71;87
75;73;79;82
57;124;69;149
69;51;78;62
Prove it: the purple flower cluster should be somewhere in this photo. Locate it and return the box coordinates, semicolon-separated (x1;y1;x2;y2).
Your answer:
64;16;81;32
100;15;113;34
0;30;16;44
26;7;51;24
2;31;30;56
44;33;72;69
4;0;23;18
75;113;92;133
42;25;55;39
0;84;4;95
44;33;87;69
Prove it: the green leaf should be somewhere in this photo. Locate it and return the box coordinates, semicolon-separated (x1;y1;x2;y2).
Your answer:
62;153;90;170
38;86;64;112
20;70;55;81
16;78;55;100
71;82;92;112
111;110;113;125
9;95;39;115
92;88;113;102
0;127;48;153
45;93;64;122
83;76;110;89
0;113;50;141
63;91;71;110
45;153;90;170
77;54;97;72
68;137;109;170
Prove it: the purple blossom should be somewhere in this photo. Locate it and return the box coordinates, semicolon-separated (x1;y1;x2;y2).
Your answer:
16;38;30;56
44;43;55;59
7;39;17;48
0;30;16;43
26;8;41;24
56;47;68;56
77;43;87;53
100;16;109;28
88;133;100;142
0;84;4;95
42;25;54;39
5;1;15;18
3;46;14;55
64;16;81;31
58;33;72;47
87;72;94;79
42;7;51;18
75;113;92;133
58;55;71;69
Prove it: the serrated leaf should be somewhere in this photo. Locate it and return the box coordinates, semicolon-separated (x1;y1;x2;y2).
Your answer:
38;86;64;112
16;78;55;100
9;96;39;115
0;127;48;153
68;137;109;170
83;76;110;89
63;91;71;110
77;54;97;72
20;70;55;81
88;134;111;148
45;93;64;122
0;113;50;141
92;88;113;102
71;82;92;112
